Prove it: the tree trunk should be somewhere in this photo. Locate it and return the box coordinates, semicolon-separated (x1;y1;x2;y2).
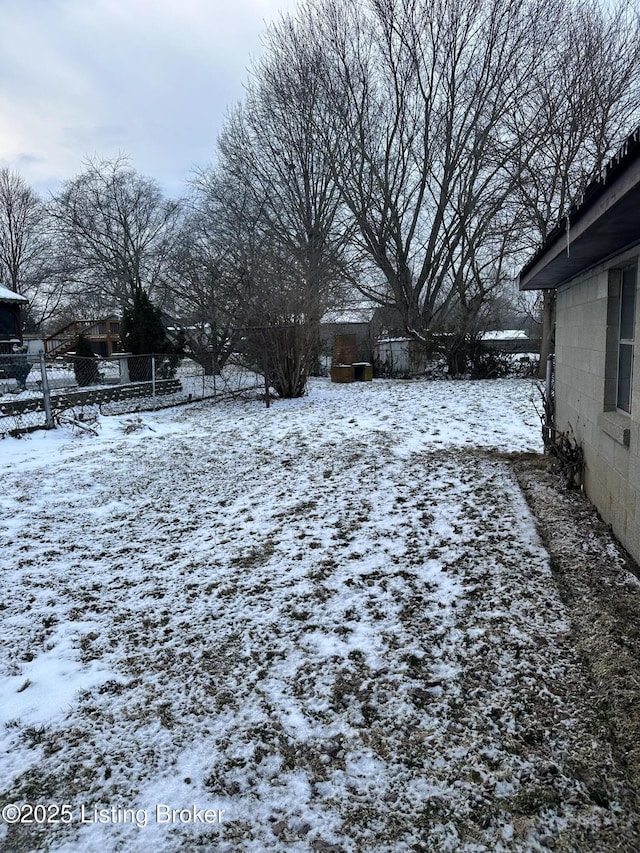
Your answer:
202;352;221;376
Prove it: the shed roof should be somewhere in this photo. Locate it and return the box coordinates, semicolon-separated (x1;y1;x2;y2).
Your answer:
321;304;377;324
0;284;28;304
519;128;640;290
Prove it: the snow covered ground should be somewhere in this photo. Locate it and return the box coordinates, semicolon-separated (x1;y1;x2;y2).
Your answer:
0;377;634;852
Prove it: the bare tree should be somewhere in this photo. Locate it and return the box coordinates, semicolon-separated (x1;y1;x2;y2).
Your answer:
192;27;351;396
512;0;640;373
191;162;326;398
238;17;352;318
287;0;540;346
252;0;640;377
48;155;181;313
516;0;640;245
166;196;247;375
0;169;62;330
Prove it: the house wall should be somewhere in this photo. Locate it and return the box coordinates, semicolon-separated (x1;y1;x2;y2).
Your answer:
555;247;640;564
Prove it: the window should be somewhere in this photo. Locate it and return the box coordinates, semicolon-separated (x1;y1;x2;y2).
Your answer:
617;266;636;413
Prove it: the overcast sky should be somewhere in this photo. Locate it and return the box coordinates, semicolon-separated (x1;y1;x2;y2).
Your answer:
0;0;299;199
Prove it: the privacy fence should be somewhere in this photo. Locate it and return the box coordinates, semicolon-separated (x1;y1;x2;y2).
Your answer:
0;352;262;436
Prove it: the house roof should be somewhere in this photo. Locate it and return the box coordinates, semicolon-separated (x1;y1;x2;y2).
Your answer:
519;127;640;290
482;329;529;341
0;284;28;304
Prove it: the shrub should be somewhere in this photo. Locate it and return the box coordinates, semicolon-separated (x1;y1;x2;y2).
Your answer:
74;333;100;387
120;289;180;381
444;336;512;379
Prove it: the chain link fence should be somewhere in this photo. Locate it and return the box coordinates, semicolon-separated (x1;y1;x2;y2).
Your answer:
0;352;262;436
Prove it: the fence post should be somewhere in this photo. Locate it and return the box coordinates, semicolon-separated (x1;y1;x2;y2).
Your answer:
119;354;130;384
151;355;156;402
39;351;54;429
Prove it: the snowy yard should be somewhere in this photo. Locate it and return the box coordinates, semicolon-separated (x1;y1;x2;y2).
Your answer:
0;378;637;852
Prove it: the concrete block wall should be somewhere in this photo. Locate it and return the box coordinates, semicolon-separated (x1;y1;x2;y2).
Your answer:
555;266;607;447
555;253;640;565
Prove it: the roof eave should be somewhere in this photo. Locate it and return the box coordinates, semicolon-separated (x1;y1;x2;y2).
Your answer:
519;140;640;291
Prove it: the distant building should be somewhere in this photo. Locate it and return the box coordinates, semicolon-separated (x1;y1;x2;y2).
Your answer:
481;329;539;354
320;304;378;366
45;316;122;358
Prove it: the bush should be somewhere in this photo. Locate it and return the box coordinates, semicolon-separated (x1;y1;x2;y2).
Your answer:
120;289;180;381
242;321;313;399
443;336;512;379
74;333;100;386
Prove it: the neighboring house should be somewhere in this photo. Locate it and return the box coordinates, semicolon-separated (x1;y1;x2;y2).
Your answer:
45;316;122;358
0;284;28;355
481;329;540;355
519;127;640;565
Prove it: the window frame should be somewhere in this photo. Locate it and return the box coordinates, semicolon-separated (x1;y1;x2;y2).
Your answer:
616;264;636;414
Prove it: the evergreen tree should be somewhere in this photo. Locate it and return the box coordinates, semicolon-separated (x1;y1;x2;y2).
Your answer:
120;288;168;355
120;288;173;381
74;332;100;387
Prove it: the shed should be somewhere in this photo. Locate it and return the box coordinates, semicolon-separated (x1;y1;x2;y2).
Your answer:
0;284;28;355
320;304;377;368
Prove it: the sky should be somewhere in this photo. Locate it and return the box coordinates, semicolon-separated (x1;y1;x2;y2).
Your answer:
0;0;299;199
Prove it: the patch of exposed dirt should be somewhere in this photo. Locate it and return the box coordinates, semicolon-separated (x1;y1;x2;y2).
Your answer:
513;453;640;836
